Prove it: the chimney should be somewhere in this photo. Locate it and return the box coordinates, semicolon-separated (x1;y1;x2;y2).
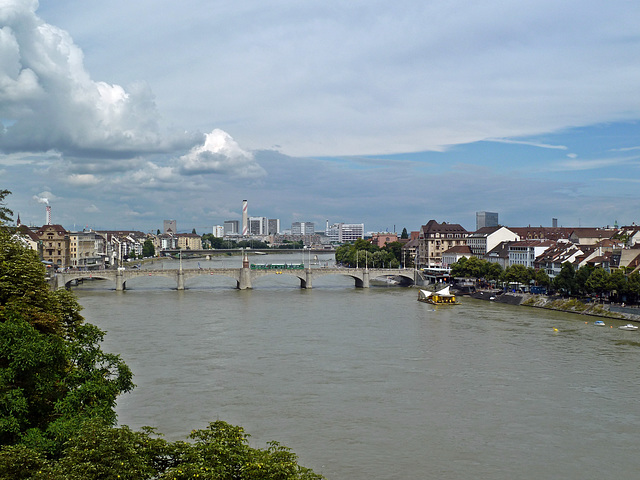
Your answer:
242;200;248;236
46;205;52;225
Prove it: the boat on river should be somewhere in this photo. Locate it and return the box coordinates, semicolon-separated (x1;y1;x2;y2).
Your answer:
417;285;460;305
594;320;606;326
618;324;638;331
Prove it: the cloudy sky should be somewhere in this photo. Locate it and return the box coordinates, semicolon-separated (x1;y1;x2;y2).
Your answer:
2;0;640;234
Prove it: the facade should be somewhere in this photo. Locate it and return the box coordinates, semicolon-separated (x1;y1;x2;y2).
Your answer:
442;245;473;268
177;233;202;250
268;218;280;235
339;223;364;243
476;211;499;230
224;220;239;235
15;225;42;255
534;241;583;278
69;230;105;269
249;216;268;235
292;222;315;235
484;241;511;269
467;226;519;257
568;228;617;245
36;224;70;268
163;220;177;234
370;232;398;248
213;225;224;237
417;220;468;267
508;240;555;268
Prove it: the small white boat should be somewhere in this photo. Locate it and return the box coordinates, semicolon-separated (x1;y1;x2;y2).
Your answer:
618;324;638;331
594;320;606;326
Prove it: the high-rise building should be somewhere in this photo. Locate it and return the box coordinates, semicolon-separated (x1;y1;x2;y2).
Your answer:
249;216;268;235
325;222;365;243
338;223;364;243
224;220;239;235
291;222;315;235
213;225;224;237
163;220;177;234
268;218;280;235
476;211;498;230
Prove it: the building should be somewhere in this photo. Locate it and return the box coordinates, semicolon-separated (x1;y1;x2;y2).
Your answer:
417;220;468;267
177;233;202;250
442;245;473;268
292;222;315;235
508;240;555;268
325;223;365;243
370;232;398;248
568;227;617;246
476;211;499;230
268;218;280;235
163;220;177;234
249;216;268;235
466;226;519;257
484;241;512;269
69;230;105;269
534;240;584;278
36;224;70;268
224;220;239;235
213;225;224;237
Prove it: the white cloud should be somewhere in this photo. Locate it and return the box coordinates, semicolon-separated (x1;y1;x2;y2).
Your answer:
0;0;194;158
487;139;568;150
177;129;266;179
553;155;640;171
67;173;99;186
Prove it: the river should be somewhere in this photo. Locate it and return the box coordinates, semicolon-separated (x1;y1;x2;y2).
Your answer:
73;254;640;479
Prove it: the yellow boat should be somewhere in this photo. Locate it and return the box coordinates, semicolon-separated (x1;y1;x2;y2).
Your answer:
417;285;460;305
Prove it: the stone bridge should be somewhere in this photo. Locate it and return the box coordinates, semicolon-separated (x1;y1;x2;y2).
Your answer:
53;267;416;291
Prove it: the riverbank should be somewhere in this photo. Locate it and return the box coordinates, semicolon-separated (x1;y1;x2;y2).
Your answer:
470;291;640;322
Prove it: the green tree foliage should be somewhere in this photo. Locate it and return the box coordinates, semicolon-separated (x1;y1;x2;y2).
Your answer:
335;239;402;268
553;262;576;295
502;264;531;287
400;228;409;239
142;239;155;257
0;420;324;480
450;257;503;281
0;190;12;225
574;265;594;295
0;226;134;457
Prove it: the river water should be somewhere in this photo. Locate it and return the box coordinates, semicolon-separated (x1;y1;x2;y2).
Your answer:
74;254;640;479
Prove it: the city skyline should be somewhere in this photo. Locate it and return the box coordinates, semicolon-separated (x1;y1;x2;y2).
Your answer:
2;1;640;232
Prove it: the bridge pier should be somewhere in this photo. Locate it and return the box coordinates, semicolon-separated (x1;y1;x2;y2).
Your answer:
177;270;185;290
116;270;125;291
301;269;312;289
354;269;370;288
238;267;252;290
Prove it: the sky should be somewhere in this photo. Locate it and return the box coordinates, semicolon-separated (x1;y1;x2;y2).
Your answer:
1;0;640;234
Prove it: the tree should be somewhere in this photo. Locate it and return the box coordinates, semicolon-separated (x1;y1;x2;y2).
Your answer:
142;239;155;257
553;262;576;295
191;228;197;234
400;228;409;239
0;226;133;457
0;189;12;225
585;268;609;298
502;264;531;288
574;265;594;295
607;269;627;302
